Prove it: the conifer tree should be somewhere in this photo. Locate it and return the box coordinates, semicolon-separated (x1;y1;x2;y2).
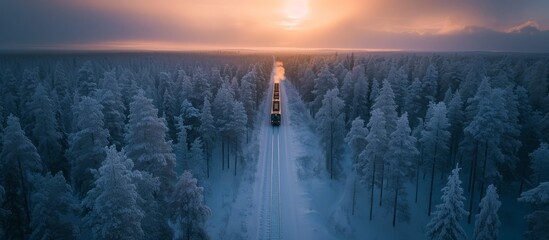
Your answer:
67;97;109;197
30;172;78;240
199;97;216;178
29;84;64;174
83;146;144;240
473;184;501;240
421;102;451;215
357;109;387;220
529;142;549;184
0;115;43;238
170;171;211;240
518;182;549;240
426;164;468;240
315;88;345;179
124;90;176;197
385;113;418;226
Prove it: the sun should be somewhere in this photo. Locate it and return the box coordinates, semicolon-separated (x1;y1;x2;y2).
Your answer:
281;0;309;29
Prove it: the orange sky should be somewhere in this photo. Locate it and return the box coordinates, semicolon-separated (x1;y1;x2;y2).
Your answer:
1;0;549;51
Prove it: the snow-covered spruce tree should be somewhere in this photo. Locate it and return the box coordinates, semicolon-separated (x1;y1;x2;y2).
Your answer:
83;146;144;240
464;89;508;221
351;70;370;122
422;63;439;105
384;113;418;226
518;182;549;240
199;96;216;178
67;96;109;197
28;84;64;174
386;65;408;114
125;89;176;197
96;70;126;149
345;117;368;215
213;82;234;170
473;184;501;240
447;90;464;165
170;171;211;240
30;172;78;240
19;68;41;133
426;164;468;240
404;77;423;125
315;88;345;179
357;109;388;220
311;64;338;114
174;115;190;174
77;61;97;97
240;69;258;123
346;117;368;166
189;138;206;181
0;115;44;239
421;102;450;216
227;100;247;176
372;79;398;134
124;90;175;237
529;142;549;184
341;72;354;121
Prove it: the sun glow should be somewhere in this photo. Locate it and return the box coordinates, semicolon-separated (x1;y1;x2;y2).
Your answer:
282;0;309;29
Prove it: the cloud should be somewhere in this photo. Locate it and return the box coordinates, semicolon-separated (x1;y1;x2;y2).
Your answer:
507;21;542;34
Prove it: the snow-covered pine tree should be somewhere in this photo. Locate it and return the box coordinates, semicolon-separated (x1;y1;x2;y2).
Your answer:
345;116;368;215
174;115;190;174
189;138;206;181
170;171;211;240
28;84;64;174
213;82;234;170
518;182;549;240
83;146;145;240
77;61;97;97
404;77;423;125
0;115;44;238
447;90;464;165
529;142;549;184
372;79;398;134
351;71;370;122
421;102;451;215
464;89;508;220
199;96;216;178
426;164;468;240
384;113;418;226
386;65;408;114
30;172;78;240
473;184;501;240
240;69;258;122
96;70;126;149
227;100;247;176
311;64;338;114
357;109;388;220
315;88;345;179
125;89;176;198
345;117;368;165
422;63;439;105
67;96;109;197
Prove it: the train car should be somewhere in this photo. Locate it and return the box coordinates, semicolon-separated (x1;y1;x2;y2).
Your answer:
271;83;281;126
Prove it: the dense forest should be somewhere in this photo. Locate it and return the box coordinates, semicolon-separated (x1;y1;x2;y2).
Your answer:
0;52;272;239
0;52;548;239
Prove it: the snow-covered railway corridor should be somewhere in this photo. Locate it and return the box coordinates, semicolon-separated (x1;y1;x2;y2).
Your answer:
258;127;281;239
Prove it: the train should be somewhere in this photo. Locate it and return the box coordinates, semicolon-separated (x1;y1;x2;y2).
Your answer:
271;82;281;126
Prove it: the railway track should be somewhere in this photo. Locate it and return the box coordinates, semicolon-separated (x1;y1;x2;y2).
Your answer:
258;127;281;239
